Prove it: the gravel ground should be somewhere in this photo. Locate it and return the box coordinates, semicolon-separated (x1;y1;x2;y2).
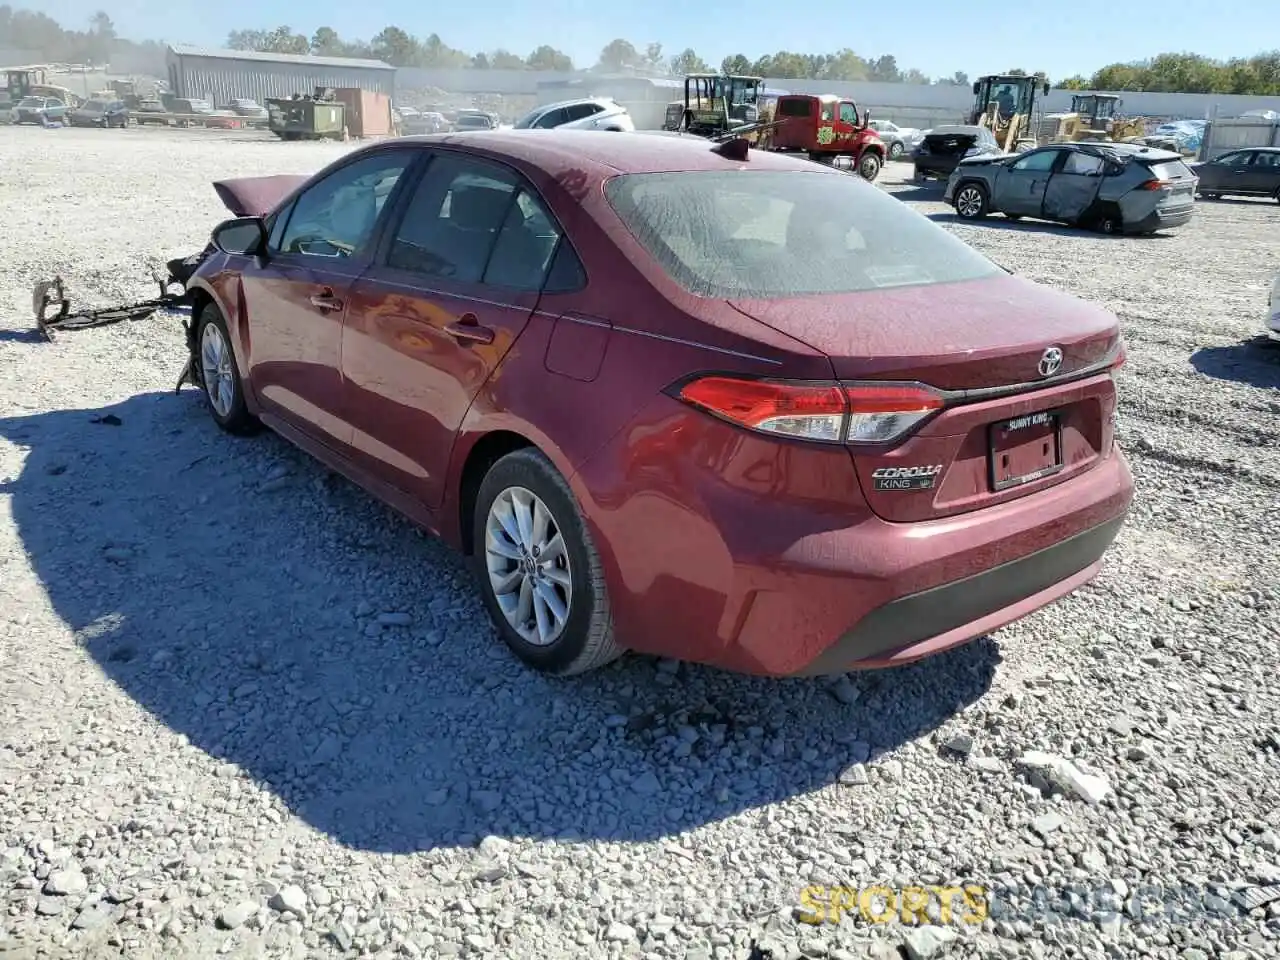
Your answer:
1;125;1279;960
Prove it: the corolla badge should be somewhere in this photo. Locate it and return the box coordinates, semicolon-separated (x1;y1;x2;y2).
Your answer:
1038;346;1064;378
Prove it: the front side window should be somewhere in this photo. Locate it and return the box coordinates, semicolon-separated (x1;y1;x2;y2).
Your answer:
533;108;566;129
1012;150;1060;172
278;152;411;258
605;170;1002;299
839;103;857;124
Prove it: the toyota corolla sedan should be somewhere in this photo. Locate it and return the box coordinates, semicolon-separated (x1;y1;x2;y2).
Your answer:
187;130;1134;678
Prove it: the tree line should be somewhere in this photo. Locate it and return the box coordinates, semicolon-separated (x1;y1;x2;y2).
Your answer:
3;6;1280;95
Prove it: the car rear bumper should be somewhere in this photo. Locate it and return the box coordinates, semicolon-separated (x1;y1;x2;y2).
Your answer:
914;156;960;177
1127;204;1194;233
576;404;1134;677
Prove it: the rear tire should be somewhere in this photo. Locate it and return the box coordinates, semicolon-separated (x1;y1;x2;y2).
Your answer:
473;448;622;676
1201;191;1219;200
1098;214;1122;235
953;183;989;219
889;141;904;160
195;304;259;436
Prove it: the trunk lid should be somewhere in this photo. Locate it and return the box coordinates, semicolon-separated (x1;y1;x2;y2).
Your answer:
728;274;1120;389
921;131;978;157
729;274;1123;523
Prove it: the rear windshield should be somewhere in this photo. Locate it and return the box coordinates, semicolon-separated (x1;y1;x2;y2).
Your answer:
83;100;106;110
777;98;814;118
1148;160;1194;179
605;169;1002;299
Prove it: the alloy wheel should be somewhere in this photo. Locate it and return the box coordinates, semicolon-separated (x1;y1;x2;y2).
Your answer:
956;187;984;218
484;486;573;647
199;322;236;417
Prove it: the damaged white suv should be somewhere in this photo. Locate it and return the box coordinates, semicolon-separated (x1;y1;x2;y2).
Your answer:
513;97;635;133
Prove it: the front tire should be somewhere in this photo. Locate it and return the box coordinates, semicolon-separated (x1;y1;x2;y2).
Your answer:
196;304;258;435
473;448;621;676
953;182;989;219
857;151;882;181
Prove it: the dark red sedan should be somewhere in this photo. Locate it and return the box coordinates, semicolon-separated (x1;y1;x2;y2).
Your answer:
188;129;1133;678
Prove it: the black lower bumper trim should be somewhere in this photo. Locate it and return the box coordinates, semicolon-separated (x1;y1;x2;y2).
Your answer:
800;515;1126;676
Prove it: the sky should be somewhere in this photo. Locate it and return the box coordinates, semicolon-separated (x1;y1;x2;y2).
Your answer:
35;0;1277;81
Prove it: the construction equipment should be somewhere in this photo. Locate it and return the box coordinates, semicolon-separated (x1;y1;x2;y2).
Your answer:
5;66;47;102
1037;94;1148;145
265;87;347;141
968;75;1049;153
663;73;764;140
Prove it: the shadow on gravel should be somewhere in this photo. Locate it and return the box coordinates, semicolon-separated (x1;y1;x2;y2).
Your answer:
885;185;946;203
0;328;48;344
0;391;998;854
1190;339;1280;389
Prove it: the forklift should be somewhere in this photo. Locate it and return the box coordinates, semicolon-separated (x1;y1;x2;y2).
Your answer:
664;73;764;138
968;74;1049;152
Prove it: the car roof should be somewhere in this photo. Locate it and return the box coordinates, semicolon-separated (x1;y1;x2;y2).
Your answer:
928;125;985;135
393;129;837;176
537;97;618;112
1076;141;1183;162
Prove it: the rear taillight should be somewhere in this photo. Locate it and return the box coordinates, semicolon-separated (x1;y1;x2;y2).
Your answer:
1138;179;1172;191
674;376;945;445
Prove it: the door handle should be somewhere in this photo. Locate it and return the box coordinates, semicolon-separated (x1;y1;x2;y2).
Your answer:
445;314;495;345
309;290;343;312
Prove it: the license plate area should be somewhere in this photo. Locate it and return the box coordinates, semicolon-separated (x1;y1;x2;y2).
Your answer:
989;410;1063;491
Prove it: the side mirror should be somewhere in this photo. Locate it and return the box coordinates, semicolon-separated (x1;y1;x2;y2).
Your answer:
211;216;267;257
862;109;871;127
1043;82;1050;95
972;81;980;95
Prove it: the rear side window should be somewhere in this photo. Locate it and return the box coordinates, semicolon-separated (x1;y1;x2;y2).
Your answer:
565;102;602;121
1062;152;1104;176
1149;160;1194;179
777;98;813;118
604;169;1002;299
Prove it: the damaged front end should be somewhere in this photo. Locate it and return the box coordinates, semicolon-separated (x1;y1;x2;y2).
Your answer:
28;173;307;391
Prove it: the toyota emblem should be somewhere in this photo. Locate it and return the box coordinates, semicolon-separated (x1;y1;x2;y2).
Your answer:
1038;346;1064;378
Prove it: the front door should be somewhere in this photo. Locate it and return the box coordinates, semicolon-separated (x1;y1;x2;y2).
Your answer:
240;149;415;453
834;101;861;155
340;152;566;508
994;148;1062;217
1042;149;1105;222
1201;150;1254;193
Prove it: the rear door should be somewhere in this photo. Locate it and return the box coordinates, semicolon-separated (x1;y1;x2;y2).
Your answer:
994;148;1063;217
1042;149;1105;223
340;151;560;507
1241;150;1280;194
240;149;417;453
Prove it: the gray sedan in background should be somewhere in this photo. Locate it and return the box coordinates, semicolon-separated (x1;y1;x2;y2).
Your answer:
943;141;1198;235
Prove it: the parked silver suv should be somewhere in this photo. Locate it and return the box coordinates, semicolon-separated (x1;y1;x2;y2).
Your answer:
513;98;635;132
